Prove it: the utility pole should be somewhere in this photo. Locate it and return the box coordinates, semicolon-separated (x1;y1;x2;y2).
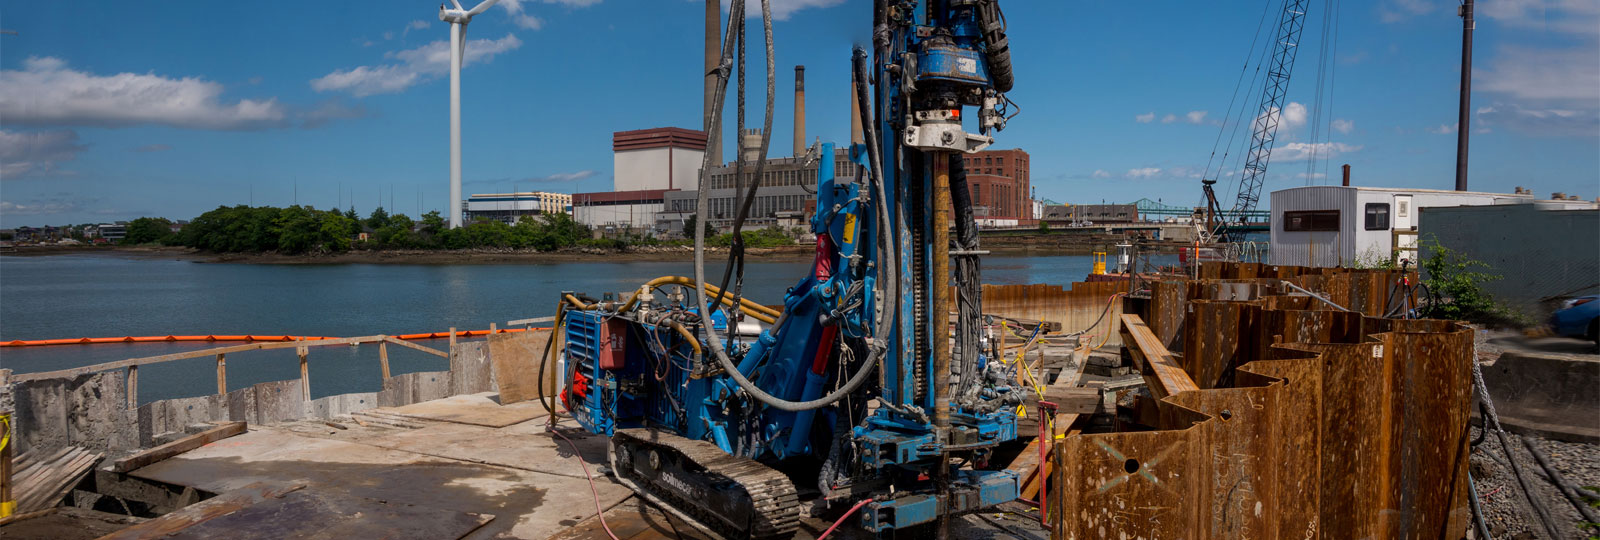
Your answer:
1454;0;1474;191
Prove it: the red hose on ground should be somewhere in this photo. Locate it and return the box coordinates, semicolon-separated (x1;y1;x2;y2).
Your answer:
818;499;873;540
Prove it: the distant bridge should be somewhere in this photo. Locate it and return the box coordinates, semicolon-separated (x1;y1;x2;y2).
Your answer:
1130;198;1269;223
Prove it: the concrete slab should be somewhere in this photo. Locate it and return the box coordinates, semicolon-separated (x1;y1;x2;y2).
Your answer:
127;427;632;539
368;392;546;428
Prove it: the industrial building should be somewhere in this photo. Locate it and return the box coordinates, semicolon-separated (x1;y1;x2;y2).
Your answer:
959;148;1033;227
658;137;852;233
462;192;572;224
573;128;707;232
1268;185;1598;267
573;189;675;234
610;127;706;192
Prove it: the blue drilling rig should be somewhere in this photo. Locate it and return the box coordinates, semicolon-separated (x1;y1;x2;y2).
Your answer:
550;1;1020;537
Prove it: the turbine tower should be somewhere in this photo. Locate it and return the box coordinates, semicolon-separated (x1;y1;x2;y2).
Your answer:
438;0;500;228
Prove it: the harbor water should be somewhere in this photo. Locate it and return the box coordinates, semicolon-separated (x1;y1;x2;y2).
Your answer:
0;253;1156;403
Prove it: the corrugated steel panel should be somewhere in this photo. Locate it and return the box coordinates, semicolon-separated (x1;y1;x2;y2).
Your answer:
1049;263;1473;539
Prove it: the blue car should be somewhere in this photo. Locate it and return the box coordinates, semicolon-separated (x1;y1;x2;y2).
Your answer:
1549;295;1599;351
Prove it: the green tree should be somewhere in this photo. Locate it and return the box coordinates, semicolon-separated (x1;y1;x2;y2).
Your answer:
365;207;390;230
122;217;175;245
1418;236;1517;325
1037;220;1050;233
420;210;446;237
683;214;714;239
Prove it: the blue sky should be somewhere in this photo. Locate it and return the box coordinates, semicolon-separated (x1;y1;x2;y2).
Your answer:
1;0;1595;227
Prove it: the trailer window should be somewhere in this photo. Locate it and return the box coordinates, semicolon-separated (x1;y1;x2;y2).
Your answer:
1283;210;1339;232
1364;203;1390;230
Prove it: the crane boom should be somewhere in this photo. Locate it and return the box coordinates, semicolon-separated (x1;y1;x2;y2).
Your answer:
1231;0;1311;217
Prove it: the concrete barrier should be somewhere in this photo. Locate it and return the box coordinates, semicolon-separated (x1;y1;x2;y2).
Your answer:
1482;350;1600;443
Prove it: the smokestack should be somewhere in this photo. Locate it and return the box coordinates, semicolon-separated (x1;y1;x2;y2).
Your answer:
742;129;763;163
704;0;721;167
793;65;806;157
1341;164;1351;187
850;80;865;145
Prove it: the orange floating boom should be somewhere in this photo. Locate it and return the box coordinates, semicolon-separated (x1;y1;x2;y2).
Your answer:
0;327;550;348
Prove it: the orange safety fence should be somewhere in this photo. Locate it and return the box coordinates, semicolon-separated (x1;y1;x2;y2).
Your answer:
0;327;551;348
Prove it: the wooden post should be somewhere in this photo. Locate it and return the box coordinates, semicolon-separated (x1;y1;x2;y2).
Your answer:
489;322;497;334
378;340;391;380
216;353;227;395
298;346;310;401
127;365;138;409
449;327;457;361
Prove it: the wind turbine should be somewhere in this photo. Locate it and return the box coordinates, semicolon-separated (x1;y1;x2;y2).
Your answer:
438;0;500;228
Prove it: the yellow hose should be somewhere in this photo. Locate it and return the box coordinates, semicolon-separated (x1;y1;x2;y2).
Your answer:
616;276;779;324
670;322;703;356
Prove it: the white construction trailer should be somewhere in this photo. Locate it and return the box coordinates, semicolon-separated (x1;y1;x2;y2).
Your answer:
1267;186;1594;267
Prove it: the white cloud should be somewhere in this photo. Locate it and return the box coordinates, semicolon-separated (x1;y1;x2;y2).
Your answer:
1428;123;1457;134
1478;45;1599;103
0;57;286;130
1256;102;1308;132
1477;104;1597;136
408;20;431;30
1296;172;1327;180
1331;119;1354;134
1185;110;1208;124
469;169;598;186
724;0;847;21
1126;168;1162;179
0;200;80;216
1;130;87;179
1091;169;1112;179
501;0;604;29
1378;0;1437;23
1275;142;1362;161
312;34;523;97
1160;114;1177;124
499;0;545;30
1135;112;1155;123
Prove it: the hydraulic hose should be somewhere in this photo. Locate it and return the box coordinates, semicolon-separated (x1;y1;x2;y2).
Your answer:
691;8;892;412
618;276;779;320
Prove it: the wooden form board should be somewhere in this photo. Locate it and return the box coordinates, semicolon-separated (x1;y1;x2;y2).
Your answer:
486;329;553;405
111;422;246;473
9;446;102;515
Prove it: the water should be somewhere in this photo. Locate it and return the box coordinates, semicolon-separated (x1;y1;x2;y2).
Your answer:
0;253;1113;403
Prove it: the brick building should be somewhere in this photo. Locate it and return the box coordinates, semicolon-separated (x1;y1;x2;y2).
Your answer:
958;148;1031;228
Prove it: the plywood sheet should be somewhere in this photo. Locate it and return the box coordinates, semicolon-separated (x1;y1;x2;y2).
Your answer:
487;330;553;405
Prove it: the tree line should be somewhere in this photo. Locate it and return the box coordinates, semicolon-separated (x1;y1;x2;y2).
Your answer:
123;205;595;254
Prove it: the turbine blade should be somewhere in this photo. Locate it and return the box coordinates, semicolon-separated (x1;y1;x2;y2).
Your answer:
465;0;499;16
449;0;464;10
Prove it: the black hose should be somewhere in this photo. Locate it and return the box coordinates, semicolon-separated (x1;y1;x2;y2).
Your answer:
1468;472;1493;540
1475;360;1563;539
1522;435;1600;525
535;301;568;418
690;4;891;413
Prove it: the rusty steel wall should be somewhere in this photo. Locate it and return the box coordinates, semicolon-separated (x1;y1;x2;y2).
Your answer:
1050;263;1472;540
973;281;1129;347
